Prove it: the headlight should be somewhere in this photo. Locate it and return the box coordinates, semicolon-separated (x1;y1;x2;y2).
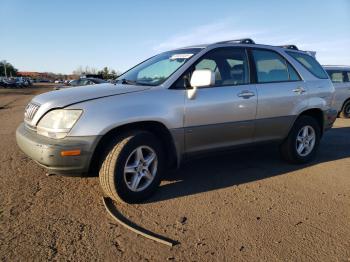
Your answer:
37;109;82;139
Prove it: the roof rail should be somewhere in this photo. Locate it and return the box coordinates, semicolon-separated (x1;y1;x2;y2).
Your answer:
322;65;350;68
215;38;255;45
278;45;299;50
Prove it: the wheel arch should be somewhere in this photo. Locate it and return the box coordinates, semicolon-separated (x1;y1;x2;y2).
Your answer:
88;121;179;175
296;108;325;136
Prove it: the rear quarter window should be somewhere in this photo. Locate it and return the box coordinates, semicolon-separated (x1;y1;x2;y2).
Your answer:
287;51;328;79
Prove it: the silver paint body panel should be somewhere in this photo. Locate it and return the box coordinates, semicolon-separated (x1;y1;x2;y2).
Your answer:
18;43;336;171
184;84;257;153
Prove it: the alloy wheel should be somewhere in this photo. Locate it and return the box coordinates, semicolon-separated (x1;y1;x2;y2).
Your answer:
296;125;316;157
123;146;158;192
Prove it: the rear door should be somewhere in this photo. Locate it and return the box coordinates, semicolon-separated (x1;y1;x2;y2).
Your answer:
183;47;258;153
250;48;307;142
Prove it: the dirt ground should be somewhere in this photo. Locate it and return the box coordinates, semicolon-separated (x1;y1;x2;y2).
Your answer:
0;86;349;261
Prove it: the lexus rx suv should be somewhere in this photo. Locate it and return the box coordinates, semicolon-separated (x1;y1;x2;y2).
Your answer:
16;39;337;203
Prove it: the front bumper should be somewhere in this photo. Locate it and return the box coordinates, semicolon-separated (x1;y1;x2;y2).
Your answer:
16;123;100;175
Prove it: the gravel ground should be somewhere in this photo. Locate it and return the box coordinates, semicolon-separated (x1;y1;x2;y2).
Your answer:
0;87;349;261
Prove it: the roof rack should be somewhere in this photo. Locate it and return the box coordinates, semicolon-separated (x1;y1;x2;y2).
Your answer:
278;45;299;50
215;38;255;45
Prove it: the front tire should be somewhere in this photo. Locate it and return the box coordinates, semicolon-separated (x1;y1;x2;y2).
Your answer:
99;131;164;203
339;100;350;119
280;115;321;164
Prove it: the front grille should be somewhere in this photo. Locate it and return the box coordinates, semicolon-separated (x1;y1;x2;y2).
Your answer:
24;102;40;122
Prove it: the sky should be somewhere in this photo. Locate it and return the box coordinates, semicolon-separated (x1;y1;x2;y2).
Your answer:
0;0;349;74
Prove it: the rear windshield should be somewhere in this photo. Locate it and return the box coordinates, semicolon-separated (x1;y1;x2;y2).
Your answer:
287;51;328;79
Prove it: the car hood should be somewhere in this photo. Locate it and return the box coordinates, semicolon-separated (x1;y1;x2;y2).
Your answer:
27;83;151;126
32;83;151;108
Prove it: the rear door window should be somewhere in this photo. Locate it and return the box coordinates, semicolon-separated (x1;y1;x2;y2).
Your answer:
287;51;328;79
252;49;300;83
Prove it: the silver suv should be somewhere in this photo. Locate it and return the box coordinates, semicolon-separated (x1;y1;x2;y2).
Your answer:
324;66;350;118
16;39;337;203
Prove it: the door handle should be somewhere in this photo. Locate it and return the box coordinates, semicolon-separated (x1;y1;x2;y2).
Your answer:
292;87;306;94
237;91;255;99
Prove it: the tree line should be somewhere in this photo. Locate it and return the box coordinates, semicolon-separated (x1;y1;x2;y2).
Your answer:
1;60;120;80
72;66;120;79
0;60;18;77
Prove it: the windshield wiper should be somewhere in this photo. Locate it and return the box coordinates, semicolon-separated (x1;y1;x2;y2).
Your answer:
119;79;137;85
118;78;154;86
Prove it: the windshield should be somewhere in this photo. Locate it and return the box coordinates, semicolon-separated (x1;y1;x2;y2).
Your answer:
117;48;202;86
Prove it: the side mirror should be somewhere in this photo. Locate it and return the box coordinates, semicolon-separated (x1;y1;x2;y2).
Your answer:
187;69;215;100
190;69;215;88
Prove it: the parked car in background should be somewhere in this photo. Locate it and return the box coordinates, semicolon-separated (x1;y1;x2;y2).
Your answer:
17;38;337;203
69;78;108;86
0;77;32;88
324;66;350;118
38;79;51;83
0;78;5;88
54;78;108;90
0;77;6;87
16;77;32;88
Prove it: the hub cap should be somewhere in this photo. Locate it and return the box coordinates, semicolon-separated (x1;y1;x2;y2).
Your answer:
124;146;158;192
296;125;316;157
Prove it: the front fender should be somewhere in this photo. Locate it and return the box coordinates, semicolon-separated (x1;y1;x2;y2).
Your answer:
66;88;185;137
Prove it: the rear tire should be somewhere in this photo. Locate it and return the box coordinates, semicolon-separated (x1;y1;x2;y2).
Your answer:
280;115;321;164
339;100;350;119
99;131;164;204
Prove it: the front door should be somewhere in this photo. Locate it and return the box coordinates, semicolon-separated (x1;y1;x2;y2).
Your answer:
183;47;257;154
